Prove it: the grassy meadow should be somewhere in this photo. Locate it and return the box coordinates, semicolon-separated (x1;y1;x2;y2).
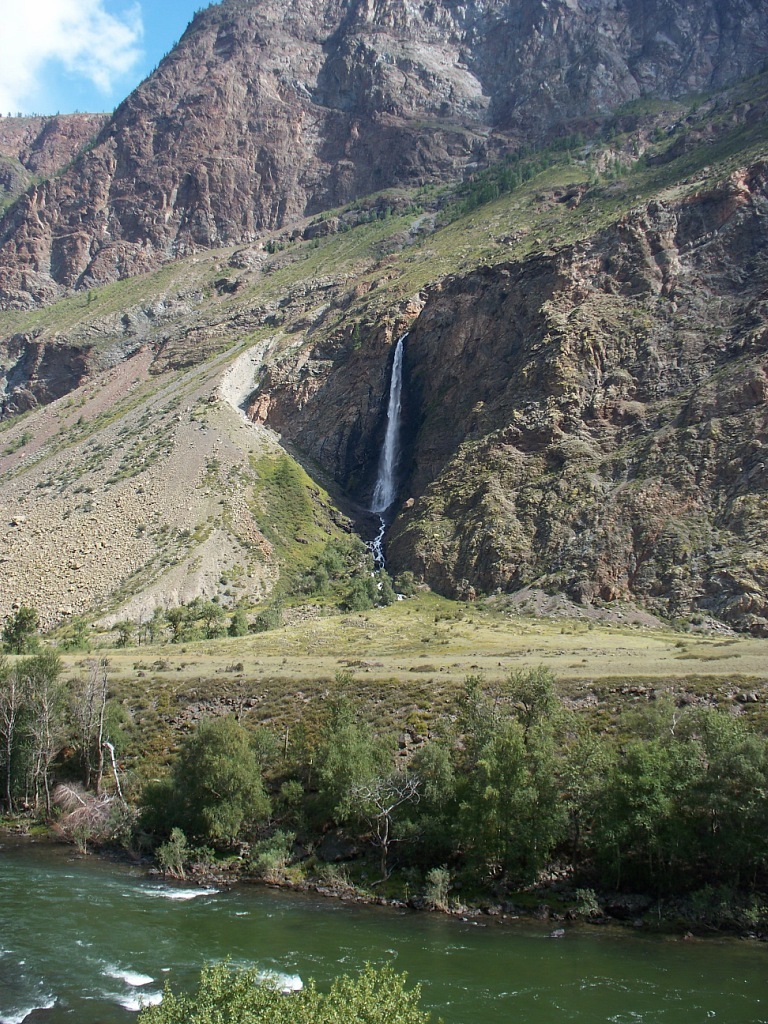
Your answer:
52;594;768;774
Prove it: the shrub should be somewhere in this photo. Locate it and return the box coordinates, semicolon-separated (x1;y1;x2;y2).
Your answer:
157;828;189;878
138;961;438;1024
424;866;451;911
249;830;296;881
2;605;40;654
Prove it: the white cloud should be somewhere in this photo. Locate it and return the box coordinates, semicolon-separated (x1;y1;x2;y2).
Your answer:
0;0;143;113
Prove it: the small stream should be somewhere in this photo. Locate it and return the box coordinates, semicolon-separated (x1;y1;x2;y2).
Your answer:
1;838;766;1024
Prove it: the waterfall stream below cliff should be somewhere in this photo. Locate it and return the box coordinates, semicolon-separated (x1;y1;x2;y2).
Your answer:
369;333;407;567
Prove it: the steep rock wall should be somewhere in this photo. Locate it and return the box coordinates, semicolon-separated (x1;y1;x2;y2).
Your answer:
386;163;768;630
2;0;768;308
255;162;768;630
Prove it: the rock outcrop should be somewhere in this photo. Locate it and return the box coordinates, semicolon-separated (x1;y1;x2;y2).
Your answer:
255;161;768;632
2;0;768;308
0;114;107;211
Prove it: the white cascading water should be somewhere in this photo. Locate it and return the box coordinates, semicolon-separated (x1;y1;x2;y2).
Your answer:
370;333;407;566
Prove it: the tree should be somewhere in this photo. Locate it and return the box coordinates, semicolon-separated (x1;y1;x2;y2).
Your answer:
138;962;438;1024
25;650;65;815
58;616;90;651
0;651;66;815
314;696;392;823
114;621;134;648
228;606;249;637
2;605;40;654
588;735;692;892
504;665;559;741
157;827;190;878
144;716;270;845
352;770;421;878
405;737;458;866
70;658;109;792
0;657;26;812
453;674;566;882
684;708;768;886
197;600;227;639
165;607;186;643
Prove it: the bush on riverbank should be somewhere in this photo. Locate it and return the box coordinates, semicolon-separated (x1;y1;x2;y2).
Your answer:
4;652;768;929
134;669;768;921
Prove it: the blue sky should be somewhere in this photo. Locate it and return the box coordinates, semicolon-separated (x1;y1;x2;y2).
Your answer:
0;0;207;117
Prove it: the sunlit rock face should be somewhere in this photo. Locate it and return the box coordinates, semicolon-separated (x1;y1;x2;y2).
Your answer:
2;0;768;308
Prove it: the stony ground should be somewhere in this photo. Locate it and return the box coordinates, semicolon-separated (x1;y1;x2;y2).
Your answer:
0;338;285;629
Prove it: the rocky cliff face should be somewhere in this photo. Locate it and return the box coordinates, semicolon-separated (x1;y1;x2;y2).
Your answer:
389;163;768;630
0;114;107;212
254;160;768;632
2;0;768;308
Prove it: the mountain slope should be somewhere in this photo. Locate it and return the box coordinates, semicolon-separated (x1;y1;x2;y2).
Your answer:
1;0;768;309
1;5;768;635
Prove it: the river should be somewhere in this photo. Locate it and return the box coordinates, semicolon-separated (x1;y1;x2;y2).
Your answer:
1;837;766;1024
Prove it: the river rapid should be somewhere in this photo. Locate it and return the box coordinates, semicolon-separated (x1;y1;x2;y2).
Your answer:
1;837;766;1024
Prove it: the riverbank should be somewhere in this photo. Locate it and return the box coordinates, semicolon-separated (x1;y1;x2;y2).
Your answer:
4;822;768;944
7;833;768;1024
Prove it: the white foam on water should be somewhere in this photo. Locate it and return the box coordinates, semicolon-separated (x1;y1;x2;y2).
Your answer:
0;996;56;1024
104;966;154;987
258;970;303;994
140;885;219;901
113;990;163;1012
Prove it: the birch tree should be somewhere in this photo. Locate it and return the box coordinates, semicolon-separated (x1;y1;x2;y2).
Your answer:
71;658;109;792
0;657;27;812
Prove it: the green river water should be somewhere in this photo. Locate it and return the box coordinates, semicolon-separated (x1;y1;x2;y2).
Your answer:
1;837;766;1024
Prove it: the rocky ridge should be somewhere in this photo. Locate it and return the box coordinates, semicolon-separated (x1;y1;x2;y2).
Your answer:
248;140;768;631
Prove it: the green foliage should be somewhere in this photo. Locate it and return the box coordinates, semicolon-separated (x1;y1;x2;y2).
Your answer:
504;665;560;738
2;430;32;455
314;696;392;824
165;607;186;643
142;716;270;845
292;536;395;611
197;600;227;639
138;962;438;1024
343;568;396;612
0;650;64;813
157;827;190;878
424;866;451;910
441;133;587;223
586;703;768;893
252;601;283;633
251;454;319;560
572;887;601;918
154;599;229;644
277;778;305;826
58;617;90;651
2;605;40;654
395;571;417;597
114;621;134;648
248;829;295;881
228;606;250;637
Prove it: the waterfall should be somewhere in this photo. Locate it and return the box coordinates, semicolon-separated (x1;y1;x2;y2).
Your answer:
370;333;407;567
